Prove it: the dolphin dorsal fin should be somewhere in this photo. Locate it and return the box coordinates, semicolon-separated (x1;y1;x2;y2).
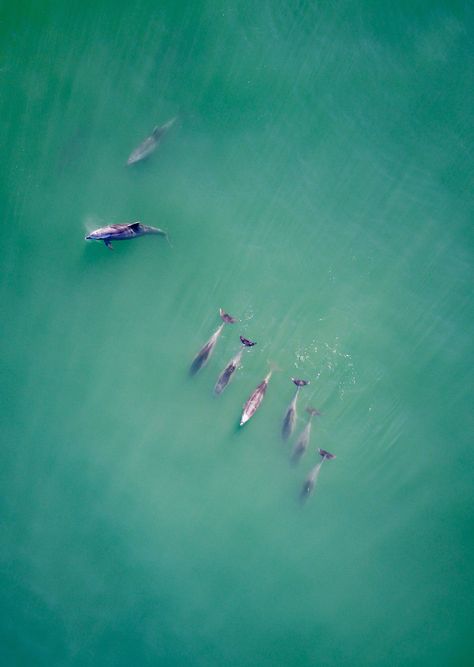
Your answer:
128;222;142;231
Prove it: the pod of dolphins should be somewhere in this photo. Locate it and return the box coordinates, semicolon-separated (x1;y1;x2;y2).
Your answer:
190;309;336;503
84;118;336;503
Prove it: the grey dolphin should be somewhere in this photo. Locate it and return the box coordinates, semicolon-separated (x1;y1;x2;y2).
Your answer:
291;407;321;464
214;336;256;396
300;448;336;502
190;309;237;376
240;367;275;426
282;378;310;440
127;117;176;166
85;221;168;249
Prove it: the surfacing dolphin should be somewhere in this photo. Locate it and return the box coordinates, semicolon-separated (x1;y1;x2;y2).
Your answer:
127;117;176;166
240;366;275;426
85;221;168;249
291;407;321;464
190;309;237;376
214;336;256;396
282;378;310;440
300;448;336;502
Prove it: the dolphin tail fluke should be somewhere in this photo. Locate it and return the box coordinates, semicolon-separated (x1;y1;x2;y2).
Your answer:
219;308;237;324
164;230;173;248
146;226;171;245
292;378;310;387
240;336;256;347
319;448;336;460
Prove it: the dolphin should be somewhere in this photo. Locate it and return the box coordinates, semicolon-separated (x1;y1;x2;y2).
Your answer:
240;367;274;426
85;221;168;249
291;408;321;464
127;117;176;166
282;378;310;440
190;309;237;376
300;448;336;502
214;336;256;396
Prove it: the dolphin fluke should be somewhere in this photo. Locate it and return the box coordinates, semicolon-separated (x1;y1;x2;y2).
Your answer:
292;378;310;387
319;448;336;460
240;336;256;347
140;223;171;244
219;308;237;324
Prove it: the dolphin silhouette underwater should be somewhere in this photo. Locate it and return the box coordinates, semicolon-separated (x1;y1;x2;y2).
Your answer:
300;448;336;502
85;221;168;249
190;309;237;376
127;117;176;166
291;408;321;464
240;367;275;426
214;336;256;395
281;378;310;440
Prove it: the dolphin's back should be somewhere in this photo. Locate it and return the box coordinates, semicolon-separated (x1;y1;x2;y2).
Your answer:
127;135;157;165
215;362;237;395
190;340;213;375
282;405;296;440
291;422;311;463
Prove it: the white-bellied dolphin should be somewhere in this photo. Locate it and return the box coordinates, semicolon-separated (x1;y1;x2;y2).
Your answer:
240;367;275;426
190;309;237;376
85;221;167;249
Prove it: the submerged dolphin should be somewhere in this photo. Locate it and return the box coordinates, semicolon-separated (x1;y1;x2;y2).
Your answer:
291;407;321;464
300;448;336;502
214;336;256;396
282;378;310;440
127;117;176;166
190;309;237;376
85;221;167;249
240;368;274;426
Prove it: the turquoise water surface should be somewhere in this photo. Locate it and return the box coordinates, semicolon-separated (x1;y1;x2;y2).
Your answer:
1;2;473;665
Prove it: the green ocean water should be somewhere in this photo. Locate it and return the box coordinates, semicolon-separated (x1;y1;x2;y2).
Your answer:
1;1;473;665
